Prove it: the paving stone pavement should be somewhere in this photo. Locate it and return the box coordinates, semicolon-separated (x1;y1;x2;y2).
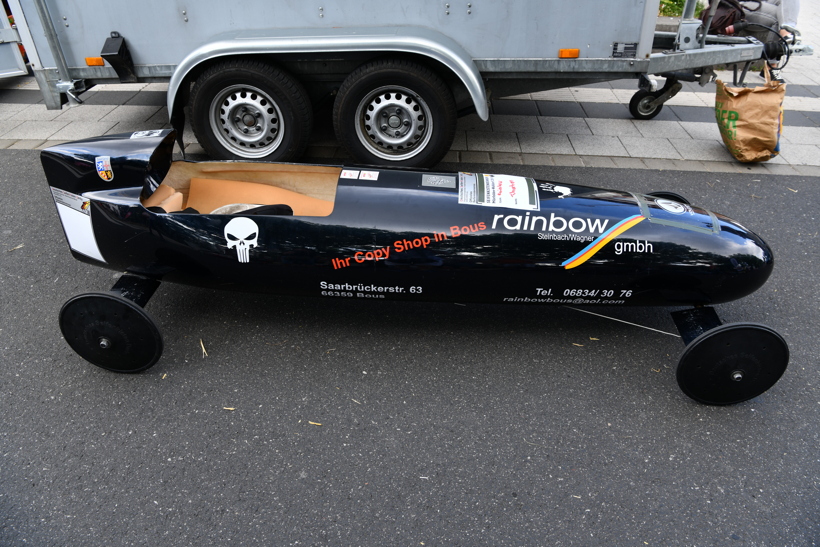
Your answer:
2;4;820;176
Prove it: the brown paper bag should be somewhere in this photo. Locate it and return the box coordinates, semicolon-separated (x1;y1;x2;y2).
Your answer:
715;67;785;162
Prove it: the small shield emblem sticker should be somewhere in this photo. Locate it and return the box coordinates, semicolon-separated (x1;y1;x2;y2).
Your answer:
95;156;114;181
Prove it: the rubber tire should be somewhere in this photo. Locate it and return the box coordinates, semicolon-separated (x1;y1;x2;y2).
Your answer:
629;89;664;120
676;323;789;405
333;58;457;168
190;59;312;161
59;293;163;373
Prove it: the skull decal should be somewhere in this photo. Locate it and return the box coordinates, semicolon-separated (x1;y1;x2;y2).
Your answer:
224;217;259;263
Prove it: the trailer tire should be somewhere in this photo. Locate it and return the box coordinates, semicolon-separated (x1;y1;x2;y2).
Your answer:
629;89;664;120
333;58;457;167
190;60;312;161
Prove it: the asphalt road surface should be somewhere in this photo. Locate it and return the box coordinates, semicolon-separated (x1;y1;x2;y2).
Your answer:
1;149;818;546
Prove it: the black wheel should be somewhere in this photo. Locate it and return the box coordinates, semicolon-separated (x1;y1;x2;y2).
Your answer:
190;59;312;161
676;323;788;405
59;293;163;373
647;191;691;205
333;58;457;168
629;89;664;120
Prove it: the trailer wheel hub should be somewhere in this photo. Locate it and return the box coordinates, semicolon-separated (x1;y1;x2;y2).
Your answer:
209;84;285;159
355;85;433;161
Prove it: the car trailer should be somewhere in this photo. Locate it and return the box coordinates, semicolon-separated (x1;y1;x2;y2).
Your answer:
3;0;813;167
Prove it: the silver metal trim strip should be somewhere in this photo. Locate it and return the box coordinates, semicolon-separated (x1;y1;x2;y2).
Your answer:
167;26;489;120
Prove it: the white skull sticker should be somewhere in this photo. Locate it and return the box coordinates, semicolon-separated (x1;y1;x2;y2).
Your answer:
224;217;259;263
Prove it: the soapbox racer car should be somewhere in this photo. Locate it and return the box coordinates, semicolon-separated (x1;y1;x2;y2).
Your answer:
42;129;788;405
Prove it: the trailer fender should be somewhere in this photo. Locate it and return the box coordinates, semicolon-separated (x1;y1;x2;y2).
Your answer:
167;26;488;122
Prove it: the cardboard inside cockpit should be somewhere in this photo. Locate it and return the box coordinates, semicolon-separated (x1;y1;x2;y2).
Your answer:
141;161;341;216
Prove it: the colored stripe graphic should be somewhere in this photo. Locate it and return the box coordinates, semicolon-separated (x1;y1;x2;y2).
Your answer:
561;215;646;269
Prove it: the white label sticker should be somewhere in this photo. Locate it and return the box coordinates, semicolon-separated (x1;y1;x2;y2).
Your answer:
458;172;540;211
422;175;457;188
656;199;688;214
50;188;105;262
130;130;164;139
539;183;572;199
359;171;379;180
51;187;91;215
341;170;360;179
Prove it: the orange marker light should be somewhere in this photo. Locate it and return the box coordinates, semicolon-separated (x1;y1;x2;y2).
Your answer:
85;57;105;66
558;49;580;59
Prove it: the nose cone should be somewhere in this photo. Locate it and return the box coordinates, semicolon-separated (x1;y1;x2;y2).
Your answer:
610;204;775;306
706;214;774;304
